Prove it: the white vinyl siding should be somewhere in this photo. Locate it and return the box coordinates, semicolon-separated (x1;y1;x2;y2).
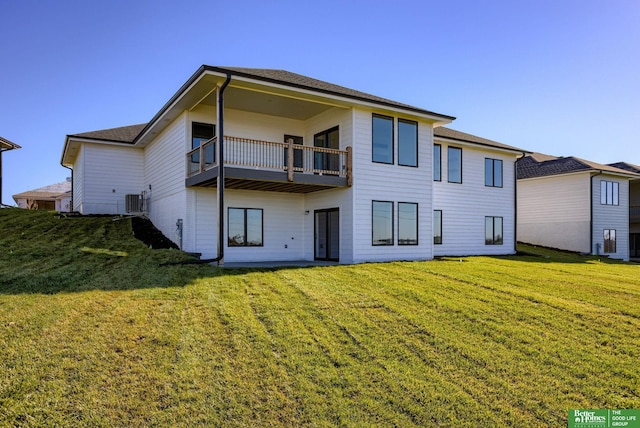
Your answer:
78;143;143;214
72;145;85;212
352;108;433;262
433;142;516;256
592;175;629;260
517;173;591;254
144;113;188;249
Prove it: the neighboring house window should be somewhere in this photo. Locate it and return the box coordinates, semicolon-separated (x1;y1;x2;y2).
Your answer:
372;201;394;245
372;114;394;164
485;216;503;245
192;122;215;165
434;144;441;181
398;119;418;167
604;229;617;253
434;210;443;245
228;208;263;247
485;158;503;187
398;202;418;245
448;147;462;183
600;181;619;206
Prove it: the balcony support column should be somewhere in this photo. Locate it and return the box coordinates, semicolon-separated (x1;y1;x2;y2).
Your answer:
287;138;294;182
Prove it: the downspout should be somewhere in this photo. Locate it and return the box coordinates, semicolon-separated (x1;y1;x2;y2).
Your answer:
216;73;232;266
590;170;603;255
0;148;4;205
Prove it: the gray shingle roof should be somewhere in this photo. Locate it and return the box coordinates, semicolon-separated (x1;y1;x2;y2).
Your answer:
68;124;147;143
609;162;640;174
517;153;640;179
434;127;527;153
207;66;455;120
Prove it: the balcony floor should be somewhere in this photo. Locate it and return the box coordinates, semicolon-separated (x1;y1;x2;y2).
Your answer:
186;166;348;193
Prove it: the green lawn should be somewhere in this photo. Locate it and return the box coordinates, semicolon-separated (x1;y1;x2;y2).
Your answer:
1;208;639;426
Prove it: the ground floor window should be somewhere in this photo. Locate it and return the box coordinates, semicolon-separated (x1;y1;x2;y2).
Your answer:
398;202;418;245
485;216;503;245
604;229;616;253
434;210;442;245
228;208;263;247
372;201;393;245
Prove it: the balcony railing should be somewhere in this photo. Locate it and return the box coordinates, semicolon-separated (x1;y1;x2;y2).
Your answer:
187;136;352;185
631;206;640;222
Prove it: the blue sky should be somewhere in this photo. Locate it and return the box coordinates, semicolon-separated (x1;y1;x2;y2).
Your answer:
1;0;639;205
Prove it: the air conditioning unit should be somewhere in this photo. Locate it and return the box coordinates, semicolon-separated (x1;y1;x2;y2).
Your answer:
125;193;144;214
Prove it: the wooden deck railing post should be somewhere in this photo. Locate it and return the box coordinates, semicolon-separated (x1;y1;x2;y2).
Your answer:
346;146;353;186
287;138;294;182
199;144;205;173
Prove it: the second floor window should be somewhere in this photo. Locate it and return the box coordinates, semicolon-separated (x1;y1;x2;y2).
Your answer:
485;158;503;187
192;122;215;150
398;119;418;167
448;147;462;183
601;181;619;206
372;114;393;164
434;144;442;181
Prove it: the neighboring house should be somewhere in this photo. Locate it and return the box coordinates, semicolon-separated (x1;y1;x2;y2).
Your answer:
1;136;21;206
609;162;640;259
61;65;526;264
13;179;72;212
517;153;640;261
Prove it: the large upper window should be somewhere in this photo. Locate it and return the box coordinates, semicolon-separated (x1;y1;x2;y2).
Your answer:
604;229;617;253
600;181;619;206
192;122;215;149
398;119;418;167
192;122;215;165
372;114;394;164
485;158;503;187
228;208;263;247
434;210;442;245
485;216;503;245
372;201;394;245
433;144;441;181
448;147;462;183
314;127;340;172
398;202;418;245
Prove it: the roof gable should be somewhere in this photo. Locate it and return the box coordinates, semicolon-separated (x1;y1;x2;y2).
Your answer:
68;123;147;143
434;127;527;153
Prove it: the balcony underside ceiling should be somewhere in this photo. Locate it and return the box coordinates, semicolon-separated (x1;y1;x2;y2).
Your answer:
186;166;347;194
199;86;340;120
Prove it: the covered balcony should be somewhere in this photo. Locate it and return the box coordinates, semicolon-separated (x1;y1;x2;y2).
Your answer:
186;136;352;193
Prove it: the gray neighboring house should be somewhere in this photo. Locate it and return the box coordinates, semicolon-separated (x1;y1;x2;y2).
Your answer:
517;153;640;261
1;136;21;206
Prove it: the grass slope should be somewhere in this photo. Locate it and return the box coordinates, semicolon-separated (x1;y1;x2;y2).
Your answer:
1;208;639;426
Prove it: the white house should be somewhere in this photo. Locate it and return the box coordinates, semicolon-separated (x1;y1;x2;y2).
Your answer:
61;66;526;264
517;153;640;261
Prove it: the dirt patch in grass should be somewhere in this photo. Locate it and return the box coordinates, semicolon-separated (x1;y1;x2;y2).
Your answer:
131;216;179;250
